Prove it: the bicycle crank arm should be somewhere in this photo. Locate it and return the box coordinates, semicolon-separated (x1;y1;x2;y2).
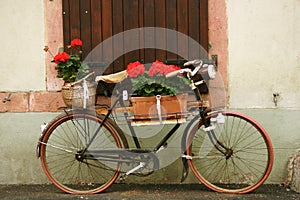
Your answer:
120;162;146;181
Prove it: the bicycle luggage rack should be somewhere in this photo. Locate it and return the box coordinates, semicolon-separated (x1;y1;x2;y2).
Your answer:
128;113;188;126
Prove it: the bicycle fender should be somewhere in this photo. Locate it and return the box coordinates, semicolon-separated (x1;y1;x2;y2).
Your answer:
180;116;201;182
36;111;68;158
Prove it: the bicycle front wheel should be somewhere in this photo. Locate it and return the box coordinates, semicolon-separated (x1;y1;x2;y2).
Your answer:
39;111;123;194
186;111;274;194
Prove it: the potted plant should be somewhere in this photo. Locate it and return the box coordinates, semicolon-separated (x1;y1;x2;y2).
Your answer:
44;38;96;108
126;60;190;120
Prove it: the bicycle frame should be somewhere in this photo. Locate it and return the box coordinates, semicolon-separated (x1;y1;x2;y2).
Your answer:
36;59;229;174
77;81;229;167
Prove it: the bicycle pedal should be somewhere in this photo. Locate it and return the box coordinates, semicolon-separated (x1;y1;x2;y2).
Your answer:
119;174;127;182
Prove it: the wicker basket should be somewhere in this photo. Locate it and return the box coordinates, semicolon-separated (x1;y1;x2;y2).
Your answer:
61;81;97;108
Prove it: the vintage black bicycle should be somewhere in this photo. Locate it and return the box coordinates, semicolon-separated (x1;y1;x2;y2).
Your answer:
36;59;274;194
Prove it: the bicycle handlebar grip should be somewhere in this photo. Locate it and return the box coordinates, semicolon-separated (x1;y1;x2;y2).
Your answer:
166;70;181;78
183;59;203;67
183;60;195;66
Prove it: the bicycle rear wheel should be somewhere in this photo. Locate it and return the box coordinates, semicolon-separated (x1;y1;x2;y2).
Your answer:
39;110;123;194
186;111;274;194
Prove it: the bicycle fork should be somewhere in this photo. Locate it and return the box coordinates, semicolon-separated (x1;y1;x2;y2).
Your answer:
181;111;231;182
200;111;232;159
192;86;232;158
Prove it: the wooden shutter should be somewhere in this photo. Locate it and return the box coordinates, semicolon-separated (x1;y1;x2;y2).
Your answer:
62;0;208;74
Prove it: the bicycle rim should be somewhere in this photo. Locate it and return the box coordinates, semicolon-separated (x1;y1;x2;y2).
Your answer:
187;111;274;194
40;112;123;194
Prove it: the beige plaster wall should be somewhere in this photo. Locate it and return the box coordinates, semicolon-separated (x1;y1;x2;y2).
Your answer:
226;0;300;185
0;0;45;91
227;0;300;109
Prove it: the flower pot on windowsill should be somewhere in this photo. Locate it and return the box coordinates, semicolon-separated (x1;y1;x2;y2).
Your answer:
61;81;97;108
130;93;188;120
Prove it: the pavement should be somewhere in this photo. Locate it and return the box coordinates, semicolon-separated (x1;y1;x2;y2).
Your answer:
0;184;299;200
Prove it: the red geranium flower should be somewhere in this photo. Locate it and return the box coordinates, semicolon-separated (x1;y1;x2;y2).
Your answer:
53;52;70;64
126;60;190;96
44;38;90;82
70;38;83;47
148;61;166;77
148;61;180;77
126;61;145;78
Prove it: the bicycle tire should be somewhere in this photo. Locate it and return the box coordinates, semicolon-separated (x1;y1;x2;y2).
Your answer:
39;110;124;194
186;111;274;194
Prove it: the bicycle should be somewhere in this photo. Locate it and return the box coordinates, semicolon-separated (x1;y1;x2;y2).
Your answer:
36;59;274;194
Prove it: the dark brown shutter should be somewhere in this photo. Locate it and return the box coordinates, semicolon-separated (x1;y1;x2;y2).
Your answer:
62;0;208;73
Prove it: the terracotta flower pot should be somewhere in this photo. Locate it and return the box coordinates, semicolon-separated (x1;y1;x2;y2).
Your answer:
130;93;188;119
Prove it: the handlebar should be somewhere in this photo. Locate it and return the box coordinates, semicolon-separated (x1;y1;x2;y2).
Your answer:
165;59;216;80
183;59;203;77
183;59;202;67
166;59;203;78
